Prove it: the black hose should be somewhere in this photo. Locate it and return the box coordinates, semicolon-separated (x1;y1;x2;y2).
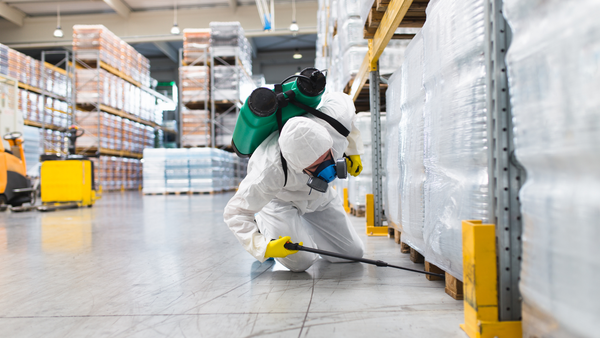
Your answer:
284;242;445;278
280;74;312;85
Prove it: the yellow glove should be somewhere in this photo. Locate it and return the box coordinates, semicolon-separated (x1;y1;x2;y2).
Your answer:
345;155;363;177
265;236;302;258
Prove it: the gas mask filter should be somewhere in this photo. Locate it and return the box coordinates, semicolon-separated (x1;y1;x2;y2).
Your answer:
306;157;347;193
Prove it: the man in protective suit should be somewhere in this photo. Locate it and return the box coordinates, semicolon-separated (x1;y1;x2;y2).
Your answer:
224;92;364;272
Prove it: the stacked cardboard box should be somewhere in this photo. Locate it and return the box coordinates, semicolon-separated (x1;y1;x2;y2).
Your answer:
183;29;210;65
180;66;209;104
73;25;151;87
75;110;154;154
181;109;210;147
75;68;159;123
180;29;211;147
0;44;7;75
91;156;143;191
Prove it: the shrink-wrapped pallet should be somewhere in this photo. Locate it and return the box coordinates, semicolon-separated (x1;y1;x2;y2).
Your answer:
210;22;252;73
180;66;209;104
338;0;361;23
338;17;367;54
504;0;600;336
421;0;488;279
0;43;7;75
215;113;237;147
347;113;386;208
213;66;238;101
73;25;151;85
396;32;426;251
181;109;210;147
183;29;210;65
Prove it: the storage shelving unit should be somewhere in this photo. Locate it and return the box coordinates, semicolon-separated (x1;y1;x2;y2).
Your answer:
350;0;522;325
39;50;73;157
209;51;251;149
178;43;211;148
71;25;174;191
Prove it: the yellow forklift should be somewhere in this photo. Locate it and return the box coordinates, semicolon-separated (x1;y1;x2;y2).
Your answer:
0;131;36;211
38;126;98;212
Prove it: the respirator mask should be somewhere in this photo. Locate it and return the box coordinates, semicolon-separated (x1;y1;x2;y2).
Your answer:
305;155;348;194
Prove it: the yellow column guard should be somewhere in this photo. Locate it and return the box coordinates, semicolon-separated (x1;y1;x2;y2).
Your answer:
461;220;522;338
365;194;388;236
343;188;350;214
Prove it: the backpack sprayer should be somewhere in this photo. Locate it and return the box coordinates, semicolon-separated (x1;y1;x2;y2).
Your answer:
284;242;445;278
232;67;328;158
232;67;351;188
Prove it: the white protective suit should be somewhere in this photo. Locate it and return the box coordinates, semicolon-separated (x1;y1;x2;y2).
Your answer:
223;92;365;272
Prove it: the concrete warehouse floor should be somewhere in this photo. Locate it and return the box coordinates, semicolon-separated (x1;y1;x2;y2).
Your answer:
0;192;464;337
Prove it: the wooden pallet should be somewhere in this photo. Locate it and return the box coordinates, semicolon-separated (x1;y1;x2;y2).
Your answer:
392;229;464;300
343;79;387;113
410;247;424;263
424;261;445;281
183;101;210;110
362;0;430;39
444;272;464;300
349;203;366;217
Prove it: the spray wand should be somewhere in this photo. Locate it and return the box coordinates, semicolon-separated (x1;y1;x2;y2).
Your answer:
284;242;445;278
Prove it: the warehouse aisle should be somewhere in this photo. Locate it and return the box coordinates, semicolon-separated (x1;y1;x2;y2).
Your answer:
0;192;464;337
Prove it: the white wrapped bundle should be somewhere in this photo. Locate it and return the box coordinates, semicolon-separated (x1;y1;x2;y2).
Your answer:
385;70;402;226
338;0;361;23
398;32;426;252
422;0;488;279
504;0;600;336
142;148;167;194
359;0;375;26
379;40;411;76
342;46;368;89
338;18;368;54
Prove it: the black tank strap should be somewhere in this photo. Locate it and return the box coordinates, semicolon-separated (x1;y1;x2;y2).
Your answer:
287;96;350;137
273;84;351;188
273;84;289;187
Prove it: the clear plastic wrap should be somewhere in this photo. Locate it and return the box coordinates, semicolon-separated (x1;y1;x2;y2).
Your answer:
338;18;368;54
183;29;210;65
397;32;426;252
213;66;238;101
348;113;386;207
0;43;8;75
422;0;488;279
504;1;600;336
379;40;411;76
342;46;368;89
359;0;375;27
143;148;242;194
338;0;361;23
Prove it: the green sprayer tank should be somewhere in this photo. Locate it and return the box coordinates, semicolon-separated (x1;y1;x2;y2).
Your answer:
232;68;326;157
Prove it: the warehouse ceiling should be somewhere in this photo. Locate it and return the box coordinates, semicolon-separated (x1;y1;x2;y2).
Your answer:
0;0;319;85
1;0;297;18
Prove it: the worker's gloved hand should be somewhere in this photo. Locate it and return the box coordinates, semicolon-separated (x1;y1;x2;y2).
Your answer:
265;236;302;258
345;155;363;177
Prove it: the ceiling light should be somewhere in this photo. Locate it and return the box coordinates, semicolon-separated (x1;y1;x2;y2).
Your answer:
293;49;302;59
53;27;64;38
53;5;63;38
171;23;180;35
290;0;298;35
171;1;180;35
